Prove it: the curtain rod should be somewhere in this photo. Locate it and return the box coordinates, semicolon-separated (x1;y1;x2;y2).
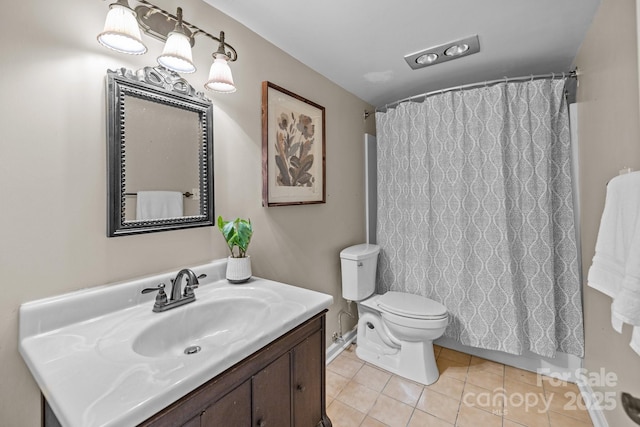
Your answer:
375;70;578;113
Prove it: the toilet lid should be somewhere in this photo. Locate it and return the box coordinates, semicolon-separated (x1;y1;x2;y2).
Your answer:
377;292;447;319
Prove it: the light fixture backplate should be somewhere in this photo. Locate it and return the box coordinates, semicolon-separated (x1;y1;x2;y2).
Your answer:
404;35;479;70
135;5;195;47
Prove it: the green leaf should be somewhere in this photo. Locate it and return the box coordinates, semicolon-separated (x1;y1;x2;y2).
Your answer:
217;216;253;257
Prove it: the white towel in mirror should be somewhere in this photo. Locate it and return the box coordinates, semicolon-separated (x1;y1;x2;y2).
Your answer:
136;191;184;220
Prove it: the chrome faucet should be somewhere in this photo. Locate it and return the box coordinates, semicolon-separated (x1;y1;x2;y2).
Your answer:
142;269;206;312
170;268;199;301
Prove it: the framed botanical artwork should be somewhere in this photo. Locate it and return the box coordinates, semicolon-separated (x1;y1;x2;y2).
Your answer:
262;81;326;207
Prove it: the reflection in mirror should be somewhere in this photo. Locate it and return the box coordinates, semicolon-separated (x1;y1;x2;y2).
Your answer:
106;66;214;236
123;96;201;220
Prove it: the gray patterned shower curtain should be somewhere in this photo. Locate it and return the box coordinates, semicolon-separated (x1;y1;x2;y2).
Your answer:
375;79;584;358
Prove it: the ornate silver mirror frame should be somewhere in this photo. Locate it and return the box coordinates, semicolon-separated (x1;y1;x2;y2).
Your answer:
106;66;214;237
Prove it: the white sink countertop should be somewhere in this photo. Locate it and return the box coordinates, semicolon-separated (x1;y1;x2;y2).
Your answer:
19;259;333;427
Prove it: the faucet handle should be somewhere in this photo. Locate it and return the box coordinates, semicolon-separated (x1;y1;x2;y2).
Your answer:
142;283;168;311
183;276;202;298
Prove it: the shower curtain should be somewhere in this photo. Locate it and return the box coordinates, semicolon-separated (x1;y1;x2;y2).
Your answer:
375;79;584;358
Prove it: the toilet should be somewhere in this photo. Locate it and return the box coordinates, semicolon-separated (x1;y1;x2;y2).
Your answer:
340;243;448;385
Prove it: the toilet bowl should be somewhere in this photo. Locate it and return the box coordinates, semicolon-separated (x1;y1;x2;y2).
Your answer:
340;244;448;385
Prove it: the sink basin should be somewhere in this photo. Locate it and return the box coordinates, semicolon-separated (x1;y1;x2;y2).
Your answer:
132;297;270;357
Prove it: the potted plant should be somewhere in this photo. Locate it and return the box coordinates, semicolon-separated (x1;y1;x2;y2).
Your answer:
218;216;253;283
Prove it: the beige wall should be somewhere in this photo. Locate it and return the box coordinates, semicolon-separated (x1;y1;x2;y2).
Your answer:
575;0;640;425
0;0;374;425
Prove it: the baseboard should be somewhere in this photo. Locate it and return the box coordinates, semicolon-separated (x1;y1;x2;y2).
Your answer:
326;327;357;365
577;382;609;427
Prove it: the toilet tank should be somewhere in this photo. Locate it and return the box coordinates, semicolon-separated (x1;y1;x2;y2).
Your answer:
340;244;380;301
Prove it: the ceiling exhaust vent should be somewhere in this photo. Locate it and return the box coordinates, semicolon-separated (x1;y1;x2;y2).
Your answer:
404;35;480;70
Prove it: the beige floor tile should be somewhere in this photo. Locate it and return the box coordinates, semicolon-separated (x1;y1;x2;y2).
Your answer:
434;344;443;358
466;367;504;392
426;374;465;400
327;396;334;409
455;402;502;427
503;419;526;427
503;375;551;427
437;356;469;381
353;364;392;392
541;376;580;395
548;410;593;427
438;348;472;365
468;356;504;376
327;399;366;427
505;365;541;387
544;389;592;424
382;375;424;406
540;375;575;391
408;409;454;427
340;343;360;360
504;396;551;427
461;382;504;415
336;380;380;414
327;370;351;398
504;377;544;395
360;416;389;427
328;353;365;379
416;388;460;424
368;394;414;427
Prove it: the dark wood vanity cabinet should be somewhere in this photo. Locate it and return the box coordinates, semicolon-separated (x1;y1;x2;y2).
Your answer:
139;311;331;427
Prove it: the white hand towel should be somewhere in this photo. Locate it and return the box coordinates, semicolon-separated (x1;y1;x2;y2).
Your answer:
136;191;184;220
588;171;640;351
632;327;640;356
611;209;640;327
587;172;640;298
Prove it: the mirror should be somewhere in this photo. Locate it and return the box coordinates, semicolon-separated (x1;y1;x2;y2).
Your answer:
106;66;214;236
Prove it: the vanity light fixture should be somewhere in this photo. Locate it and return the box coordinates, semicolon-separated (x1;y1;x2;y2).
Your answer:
97;0;238;92
404;35;479;70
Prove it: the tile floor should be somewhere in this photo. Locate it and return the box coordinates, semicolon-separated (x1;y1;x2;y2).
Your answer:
326;344;594;427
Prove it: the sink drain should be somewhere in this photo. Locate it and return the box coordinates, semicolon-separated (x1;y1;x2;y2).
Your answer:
184;345;201;355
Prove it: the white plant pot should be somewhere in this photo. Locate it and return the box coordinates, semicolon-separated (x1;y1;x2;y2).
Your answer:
226;256;252;284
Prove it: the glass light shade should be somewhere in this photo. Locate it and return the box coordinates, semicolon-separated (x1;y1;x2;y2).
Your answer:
97;2;147;55
157;31;196;73
205;56;236;93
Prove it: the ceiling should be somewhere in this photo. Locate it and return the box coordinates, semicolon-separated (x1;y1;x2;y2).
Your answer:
203;0;601;107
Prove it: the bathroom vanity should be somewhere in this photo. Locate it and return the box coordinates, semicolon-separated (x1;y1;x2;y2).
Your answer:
19;260;333;427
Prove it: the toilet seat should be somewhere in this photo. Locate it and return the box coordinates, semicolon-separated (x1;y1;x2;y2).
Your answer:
377;291;447;320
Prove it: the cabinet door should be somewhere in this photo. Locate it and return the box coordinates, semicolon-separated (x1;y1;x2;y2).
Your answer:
253;352;292;427
200;380;251;427
292;330;323;427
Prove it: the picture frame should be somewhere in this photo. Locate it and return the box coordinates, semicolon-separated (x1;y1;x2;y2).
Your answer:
262;81;326;207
